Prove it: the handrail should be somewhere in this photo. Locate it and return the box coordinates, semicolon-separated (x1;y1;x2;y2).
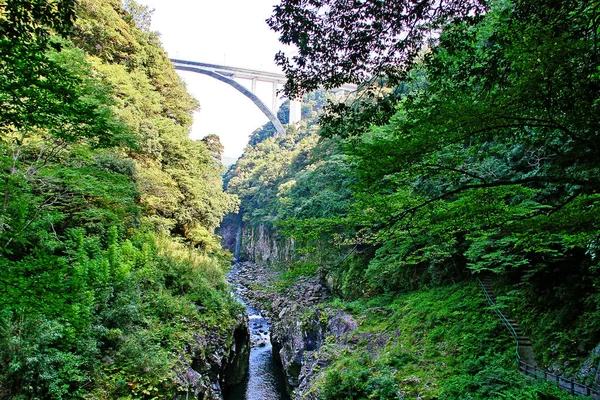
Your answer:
519;360;600;398
478;277;600;398
476;277;520;361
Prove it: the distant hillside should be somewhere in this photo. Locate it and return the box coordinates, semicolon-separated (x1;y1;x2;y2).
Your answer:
222;156;239;167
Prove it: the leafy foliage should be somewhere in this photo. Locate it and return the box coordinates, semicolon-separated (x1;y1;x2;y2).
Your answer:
0;0;240;397
267;0;487;96
226;0;600;387
226;91;329;224
316;283;575;399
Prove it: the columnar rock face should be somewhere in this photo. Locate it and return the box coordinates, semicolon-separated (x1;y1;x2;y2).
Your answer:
220;217;295;264
219;214;240;256
175;314;250;399
241;223;295;264
223;318;251;388
269;278;331;388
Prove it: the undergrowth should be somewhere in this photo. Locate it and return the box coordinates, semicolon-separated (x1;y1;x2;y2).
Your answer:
312;282;578;399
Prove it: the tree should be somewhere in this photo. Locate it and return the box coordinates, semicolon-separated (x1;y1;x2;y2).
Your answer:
267;0;487;97
122;0;154;32
0;0;131;257
0;0;76;43
201;133;225;161
228;0;600;380
0;0;243;397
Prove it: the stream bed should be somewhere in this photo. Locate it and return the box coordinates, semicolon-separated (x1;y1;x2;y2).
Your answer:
225;268;289;400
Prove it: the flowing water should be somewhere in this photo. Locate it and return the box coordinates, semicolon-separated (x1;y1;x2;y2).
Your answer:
225;275;289;400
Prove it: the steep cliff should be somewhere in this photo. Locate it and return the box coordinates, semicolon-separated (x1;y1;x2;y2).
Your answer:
241;223;296;264
177;314;250;399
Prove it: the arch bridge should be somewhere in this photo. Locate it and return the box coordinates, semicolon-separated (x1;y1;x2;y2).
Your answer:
171;58;356;136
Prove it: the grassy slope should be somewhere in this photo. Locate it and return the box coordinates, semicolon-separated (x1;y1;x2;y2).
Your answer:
305;282;577;399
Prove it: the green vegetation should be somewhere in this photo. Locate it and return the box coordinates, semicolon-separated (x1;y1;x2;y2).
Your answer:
0;0;239;398
225;0;600;396
3;0;599;397
315;283;575;399
225;91;330;226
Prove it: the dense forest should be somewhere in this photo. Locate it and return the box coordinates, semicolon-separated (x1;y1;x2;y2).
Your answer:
225;0;600;398
0;0;244;398
2;0;600;399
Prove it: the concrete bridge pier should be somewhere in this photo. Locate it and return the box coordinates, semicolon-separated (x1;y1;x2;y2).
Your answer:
289;100;302;124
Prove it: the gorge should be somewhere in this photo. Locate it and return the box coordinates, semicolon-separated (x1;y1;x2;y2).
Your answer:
2;0;600;399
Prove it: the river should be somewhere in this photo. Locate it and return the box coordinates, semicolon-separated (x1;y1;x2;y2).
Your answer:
225;268;290;400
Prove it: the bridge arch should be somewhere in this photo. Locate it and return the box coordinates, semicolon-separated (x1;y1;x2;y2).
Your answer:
172;63;286;136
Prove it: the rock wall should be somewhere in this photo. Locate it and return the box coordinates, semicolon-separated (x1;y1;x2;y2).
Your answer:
218;213;241;256
220;214;296;264
241;223;295;264
175;313;250;399
579;343;600;388
271;297;359;397
230;262;358;398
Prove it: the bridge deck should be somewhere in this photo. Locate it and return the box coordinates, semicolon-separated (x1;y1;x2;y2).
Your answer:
171;58;286;83
171;58;358;92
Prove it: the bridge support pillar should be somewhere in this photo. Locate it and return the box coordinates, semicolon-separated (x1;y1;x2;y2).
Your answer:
289;100;302;124
251;78;257;94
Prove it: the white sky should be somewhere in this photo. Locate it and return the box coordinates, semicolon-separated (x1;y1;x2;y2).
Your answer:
138;0;288;159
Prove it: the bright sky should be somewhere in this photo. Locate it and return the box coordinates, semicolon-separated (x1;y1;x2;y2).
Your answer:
138;0;288;159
